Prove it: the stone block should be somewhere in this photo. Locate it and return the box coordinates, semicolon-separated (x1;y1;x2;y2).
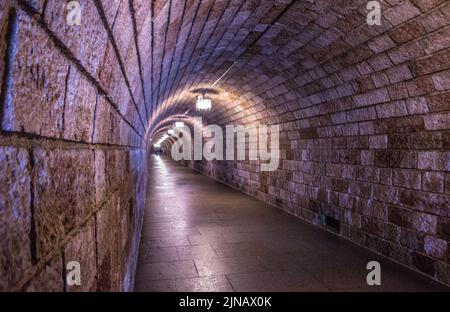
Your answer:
369;135;387;149
411;0;446;12
0;1;11;94
0;147;32;290
32;149;95;258
437;218;450;241
1;11;68;138
99;0;121;29
111;0;134;63
389;21;425;44
388;205;437;234
94;150;106;206
399;189;449;217
446;173;450;195
92;95;111;144
418;151;449;170
432;70;450;91
410;132;442;149
63;66;97;142
422;171;444;193
406;97;429;114
96;245;113;292
423;235;447;259
105;149;129;193
427;91;450;113
418;4;450;32
424;113;450;130
384;1;421;26
422;27;450;55
98;41;117;93
107;108;122;145
64;220;97;292
131;0;152;34
0;0;9;26
96;193;119;265
43;0;108;78
353;88;390;107
414;50;450;76
22;255;63;292
374;150;416;168
393;169;421;190
124;43;146;119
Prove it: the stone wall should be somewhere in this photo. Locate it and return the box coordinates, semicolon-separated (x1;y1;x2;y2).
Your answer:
0;0;147;291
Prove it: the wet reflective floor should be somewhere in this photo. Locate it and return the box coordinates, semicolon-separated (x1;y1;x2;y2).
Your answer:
135;156;448;292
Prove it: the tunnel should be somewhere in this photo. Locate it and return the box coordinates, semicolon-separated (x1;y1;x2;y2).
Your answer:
0;0;449;292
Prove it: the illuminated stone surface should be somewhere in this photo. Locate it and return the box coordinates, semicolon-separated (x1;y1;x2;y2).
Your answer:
0;0;449;290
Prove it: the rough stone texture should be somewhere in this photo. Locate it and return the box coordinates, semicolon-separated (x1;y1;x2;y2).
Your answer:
1;11;68;138
32;148;95;257
94;150;106;206
95;193;119;291
1;0;450;291
43;0;108;78
0;2;8;34
64;220;97;292
92;95;111;144
99;0;121;30
106;149;128;194
63;66;97;142
0;0;11;95
0;2;147;291
22;255;64;292
0;147;31;291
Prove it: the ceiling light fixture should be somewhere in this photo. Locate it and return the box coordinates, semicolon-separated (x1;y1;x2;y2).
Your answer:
154;134;169;148
175;121;184;128
196;94;212;111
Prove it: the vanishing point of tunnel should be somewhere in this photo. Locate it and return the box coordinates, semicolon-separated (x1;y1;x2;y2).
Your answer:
1;0;450;292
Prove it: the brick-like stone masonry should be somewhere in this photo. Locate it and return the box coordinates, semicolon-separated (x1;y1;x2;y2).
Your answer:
0;0;147;291
157;0;450;287
1;0;450;290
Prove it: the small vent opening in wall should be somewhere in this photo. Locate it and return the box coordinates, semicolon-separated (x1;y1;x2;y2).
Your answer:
325;216;340;233
275;198;282;206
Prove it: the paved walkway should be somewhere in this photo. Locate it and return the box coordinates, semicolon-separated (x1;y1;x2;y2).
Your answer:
135;156;448;292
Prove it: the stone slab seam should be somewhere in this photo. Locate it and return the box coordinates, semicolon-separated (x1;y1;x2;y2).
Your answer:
15;167;141;291
92;0;147;133
14;0;147;144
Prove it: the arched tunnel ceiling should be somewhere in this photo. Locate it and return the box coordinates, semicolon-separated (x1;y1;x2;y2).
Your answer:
2;0;450;291
3;0;447;147
136;0;410;142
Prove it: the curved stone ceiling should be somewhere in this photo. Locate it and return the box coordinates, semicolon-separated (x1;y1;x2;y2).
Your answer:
122;0;442;146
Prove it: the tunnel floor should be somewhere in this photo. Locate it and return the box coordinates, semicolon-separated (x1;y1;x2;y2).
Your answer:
135;156;448;292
